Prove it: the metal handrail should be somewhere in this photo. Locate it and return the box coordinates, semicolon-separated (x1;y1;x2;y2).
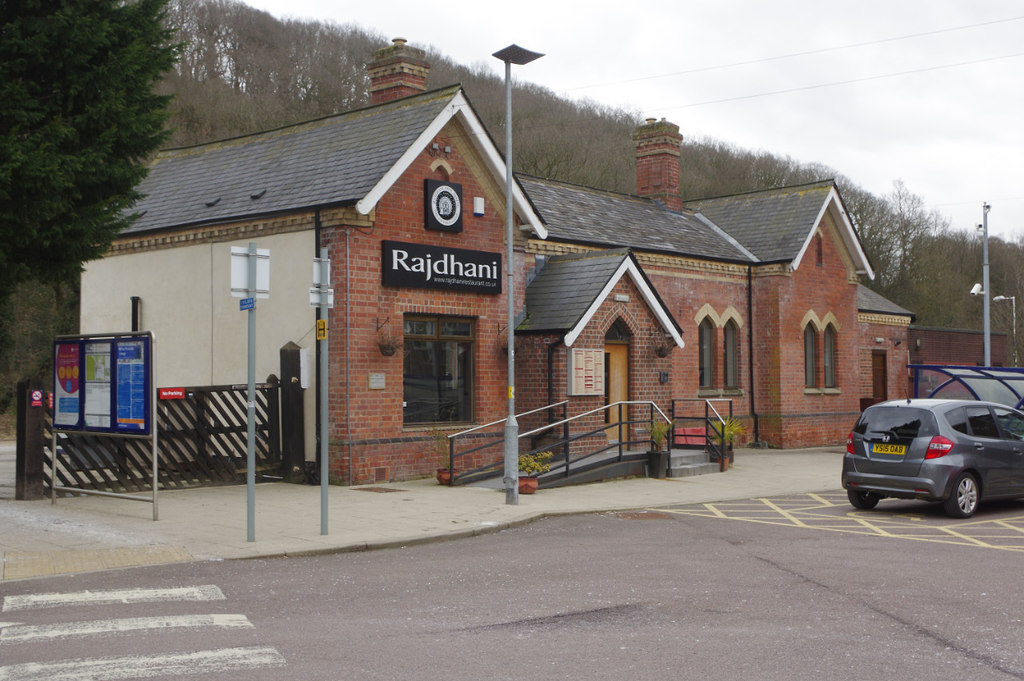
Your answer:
448;400;569;440
520;400;668;439
445;400;668;484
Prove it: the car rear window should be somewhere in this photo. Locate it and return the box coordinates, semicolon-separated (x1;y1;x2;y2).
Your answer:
854;407;937;439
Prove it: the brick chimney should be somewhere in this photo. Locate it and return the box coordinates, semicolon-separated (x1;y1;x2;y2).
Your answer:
632;117;683;211
367;38;430;105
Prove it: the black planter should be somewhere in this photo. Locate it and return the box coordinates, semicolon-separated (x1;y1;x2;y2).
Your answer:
647;450;668;478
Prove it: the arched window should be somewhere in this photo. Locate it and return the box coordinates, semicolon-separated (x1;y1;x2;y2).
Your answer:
823;324;837;388
804;325;817;388
698;318;715;388
723;320;739;388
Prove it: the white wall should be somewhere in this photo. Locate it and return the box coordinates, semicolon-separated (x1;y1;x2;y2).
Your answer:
81;229;318;460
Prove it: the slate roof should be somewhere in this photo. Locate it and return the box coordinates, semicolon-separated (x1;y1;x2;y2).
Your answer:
858;284;915;319
687;181;838;263
125;85;463;234
520;249;633;332
518;176;755;263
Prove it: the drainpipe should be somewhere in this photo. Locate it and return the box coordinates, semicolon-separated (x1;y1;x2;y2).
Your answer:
747;265;760;442
547;336;563;412
345;228;352;485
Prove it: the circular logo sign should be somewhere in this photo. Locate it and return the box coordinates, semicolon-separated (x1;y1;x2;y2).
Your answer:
430;184;461;227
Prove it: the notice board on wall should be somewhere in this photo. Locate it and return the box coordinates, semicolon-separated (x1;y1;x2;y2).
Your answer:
568;348;605;397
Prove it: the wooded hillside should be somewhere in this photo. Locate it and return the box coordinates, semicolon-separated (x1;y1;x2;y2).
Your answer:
2;0;1021;412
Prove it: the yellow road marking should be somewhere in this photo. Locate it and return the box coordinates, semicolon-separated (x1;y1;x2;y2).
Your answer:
649;494;1024;552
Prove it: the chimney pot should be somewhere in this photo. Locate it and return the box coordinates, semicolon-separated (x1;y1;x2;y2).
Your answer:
367;38;430;104
632;117;683;211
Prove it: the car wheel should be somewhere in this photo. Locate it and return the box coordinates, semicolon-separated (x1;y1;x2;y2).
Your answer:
847;489;881;510
943;472;979;518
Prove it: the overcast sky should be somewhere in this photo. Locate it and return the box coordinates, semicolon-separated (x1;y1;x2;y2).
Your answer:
243;0;1023;241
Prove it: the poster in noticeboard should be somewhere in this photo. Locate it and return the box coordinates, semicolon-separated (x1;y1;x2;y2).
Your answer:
568;348;605;396
52;334;153;437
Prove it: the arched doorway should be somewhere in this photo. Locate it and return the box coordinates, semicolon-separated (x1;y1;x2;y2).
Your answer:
604;320;631;442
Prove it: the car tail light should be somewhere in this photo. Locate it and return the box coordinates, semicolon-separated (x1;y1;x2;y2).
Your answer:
925;435;955;459
846;432;854;454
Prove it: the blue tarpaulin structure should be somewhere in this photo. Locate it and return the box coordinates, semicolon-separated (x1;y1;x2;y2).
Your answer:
910;365;1024;410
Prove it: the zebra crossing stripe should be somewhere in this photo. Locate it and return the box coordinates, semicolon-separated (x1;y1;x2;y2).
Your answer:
1;585;225;612
0;645;286;680
1;614;252;643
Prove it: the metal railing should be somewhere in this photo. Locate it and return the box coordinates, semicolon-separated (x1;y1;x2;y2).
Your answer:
446;400;672;485
671;398;734;462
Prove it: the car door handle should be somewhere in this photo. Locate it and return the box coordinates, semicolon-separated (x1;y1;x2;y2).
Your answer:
974;443;985;450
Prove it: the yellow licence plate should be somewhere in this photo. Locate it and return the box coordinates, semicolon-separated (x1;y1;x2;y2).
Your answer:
872;443;906;456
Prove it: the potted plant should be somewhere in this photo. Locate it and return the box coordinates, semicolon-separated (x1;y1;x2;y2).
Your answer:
717;417;747;471
647;419;672;478
517;450;552;494
430;429;453;485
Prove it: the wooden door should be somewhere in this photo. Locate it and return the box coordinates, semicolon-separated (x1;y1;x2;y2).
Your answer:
871;351;888;402
604;344;629;442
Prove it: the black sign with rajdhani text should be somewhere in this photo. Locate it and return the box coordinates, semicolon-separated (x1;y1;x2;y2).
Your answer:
381;240;501;294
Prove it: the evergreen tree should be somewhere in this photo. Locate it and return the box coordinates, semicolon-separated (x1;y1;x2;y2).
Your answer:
0;0;179;299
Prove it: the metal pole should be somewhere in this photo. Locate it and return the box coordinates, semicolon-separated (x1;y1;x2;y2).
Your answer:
502;58;519;506
151;334;159;521
246;242;257;542
983;203;991;366
319;247;329;534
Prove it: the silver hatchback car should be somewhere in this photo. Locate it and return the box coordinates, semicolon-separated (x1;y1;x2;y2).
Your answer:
843;398;1024;518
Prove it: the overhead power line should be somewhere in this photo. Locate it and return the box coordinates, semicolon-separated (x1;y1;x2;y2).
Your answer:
669;51;1024;109
566;14;1024;93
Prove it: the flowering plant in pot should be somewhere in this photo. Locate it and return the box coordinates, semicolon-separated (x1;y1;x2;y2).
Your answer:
517;450;552;494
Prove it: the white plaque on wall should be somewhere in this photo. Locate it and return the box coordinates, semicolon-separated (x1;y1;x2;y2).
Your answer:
568;348;605;396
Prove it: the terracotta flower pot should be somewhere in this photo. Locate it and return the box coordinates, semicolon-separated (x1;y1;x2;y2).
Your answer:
518;476;539;495
436;468;452;485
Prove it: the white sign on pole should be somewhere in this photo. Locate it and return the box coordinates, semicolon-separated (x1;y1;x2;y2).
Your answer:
310;256;334;308
230;246;270;298
308;288;335;308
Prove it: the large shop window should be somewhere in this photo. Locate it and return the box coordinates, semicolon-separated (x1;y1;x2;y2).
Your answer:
403;316;474;425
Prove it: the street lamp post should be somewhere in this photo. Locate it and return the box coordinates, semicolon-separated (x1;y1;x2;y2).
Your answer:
994;295;1017;366
493;44;543;506
982;203;992;366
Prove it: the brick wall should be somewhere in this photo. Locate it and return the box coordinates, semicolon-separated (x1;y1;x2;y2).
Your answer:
908;326;1007;367
322;121;517;483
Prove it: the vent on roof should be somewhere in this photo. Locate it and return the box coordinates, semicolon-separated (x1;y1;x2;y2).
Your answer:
205;197;221;207
250;189;267;200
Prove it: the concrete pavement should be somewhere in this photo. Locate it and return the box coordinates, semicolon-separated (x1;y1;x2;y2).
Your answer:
0;445;844;582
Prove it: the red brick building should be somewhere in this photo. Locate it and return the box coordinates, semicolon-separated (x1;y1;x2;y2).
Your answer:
80;38;898;484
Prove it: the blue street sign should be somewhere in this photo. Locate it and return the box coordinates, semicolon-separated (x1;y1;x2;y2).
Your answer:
240;297;255;311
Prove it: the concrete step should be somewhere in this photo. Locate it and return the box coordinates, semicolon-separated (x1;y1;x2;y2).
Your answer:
670;450;712;467
668;462;720;477
667;448;719;478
